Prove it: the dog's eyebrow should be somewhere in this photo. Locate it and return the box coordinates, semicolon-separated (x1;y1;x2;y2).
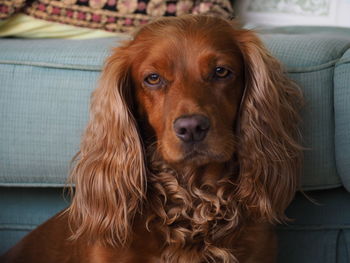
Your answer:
196;51;240;70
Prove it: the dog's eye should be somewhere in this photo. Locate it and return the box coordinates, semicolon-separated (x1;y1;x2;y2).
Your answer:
214;67;231;79
144;73;162;87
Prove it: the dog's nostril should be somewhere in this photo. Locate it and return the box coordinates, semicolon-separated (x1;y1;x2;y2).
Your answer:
173;115;210;143
198;122;209;132
178;128;188;136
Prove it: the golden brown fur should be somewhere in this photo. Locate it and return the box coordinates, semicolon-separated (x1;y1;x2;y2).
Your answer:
1;15;302;263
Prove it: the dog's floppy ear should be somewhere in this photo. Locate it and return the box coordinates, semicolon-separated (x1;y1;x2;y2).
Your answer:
68;43;146;246
235;29;303;223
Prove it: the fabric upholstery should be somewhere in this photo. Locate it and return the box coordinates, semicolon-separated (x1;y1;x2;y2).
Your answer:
0;187;68;254
278;188;350;263
287;68;340;190
260;28;350;190
334;49;350;192
0;37;125;186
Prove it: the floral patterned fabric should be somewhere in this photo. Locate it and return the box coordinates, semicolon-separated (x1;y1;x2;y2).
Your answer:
0;0;26;19
0;0;234;33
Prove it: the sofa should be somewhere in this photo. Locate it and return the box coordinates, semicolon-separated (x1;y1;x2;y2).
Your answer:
1;26;350;262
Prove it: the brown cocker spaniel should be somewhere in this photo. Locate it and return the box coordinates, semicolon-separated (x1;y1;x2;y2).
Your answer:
2;15;303;263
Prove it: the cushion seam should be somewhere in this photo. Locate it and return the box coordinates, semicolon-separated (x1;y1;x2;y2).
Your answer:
0;224;36;231
287;59;338;73
277;225;350;231
0;183;66;188
301;183;342;191
0;59;102;71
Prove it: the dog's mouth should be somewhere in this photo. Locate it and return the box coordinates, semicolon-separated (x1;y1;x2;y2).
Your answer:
180;144;229;165
183;149;206;161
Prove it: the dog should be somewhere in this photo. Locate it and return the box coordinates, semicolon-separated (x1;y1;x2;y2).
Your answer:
1;15;303;263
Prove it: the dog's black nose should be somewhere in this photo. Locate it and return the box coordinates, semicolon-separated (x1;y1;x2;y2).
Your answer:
173;115;210;143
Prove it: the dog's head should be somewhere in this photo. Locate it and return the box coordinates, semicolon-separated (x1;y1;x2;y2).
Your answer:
131;17;245;166
68;15;303;246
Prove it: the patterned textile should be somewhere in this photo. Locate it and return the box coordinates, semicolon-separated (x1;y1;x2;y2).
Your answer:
0;0;234;33
0;0;26;19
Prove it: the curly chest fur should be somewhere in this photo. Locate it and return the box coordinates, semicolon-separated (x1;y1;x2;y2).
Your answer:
145;163;244;263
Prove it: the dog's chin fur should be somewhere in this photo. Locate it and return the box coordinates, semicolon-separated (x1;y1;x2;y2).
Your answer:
159;135;236;167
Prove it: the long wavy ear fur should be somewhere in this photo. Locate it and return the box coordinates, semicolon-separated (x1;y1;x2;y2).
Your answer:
235;29;303;223
67;43;146;246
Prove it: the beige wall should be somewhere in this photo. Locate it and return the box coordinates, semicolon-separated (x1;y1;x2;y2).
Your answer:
235;0;350;27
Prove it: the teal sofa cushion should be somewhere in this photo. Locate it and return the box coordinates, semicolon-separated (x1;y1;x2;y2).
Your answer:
260;27;350;190
334;49;350;192
278;187;350;263
0;187;68;254
0;37;126;186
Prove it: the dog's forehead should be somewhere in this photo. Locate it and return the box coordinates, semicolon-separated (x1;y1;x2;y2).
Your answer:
140;21;236;47
134;26;241;67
